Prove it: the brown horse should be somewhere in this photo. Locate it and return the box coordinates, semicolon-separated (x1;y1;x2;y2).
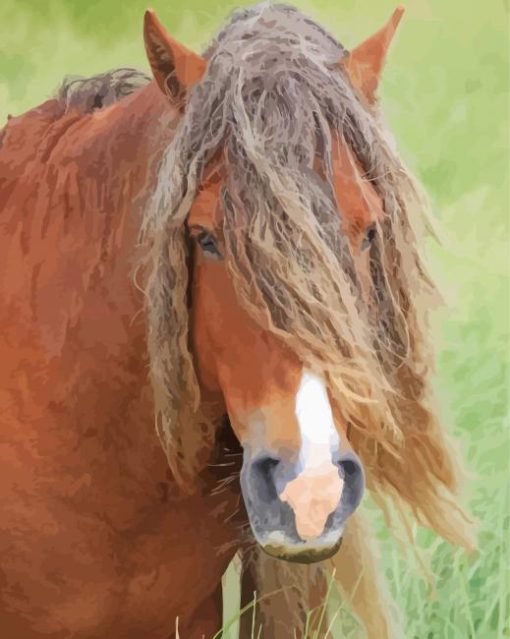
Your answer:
0;3;474;638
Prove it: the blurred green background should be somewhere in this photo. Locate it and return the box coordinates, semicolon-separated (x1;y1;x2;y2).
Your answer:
1;0;508;637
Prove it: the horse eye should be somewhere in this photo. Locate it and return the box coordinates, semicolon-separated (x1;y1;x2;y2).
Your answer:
361;224;377;251
197;230;222;259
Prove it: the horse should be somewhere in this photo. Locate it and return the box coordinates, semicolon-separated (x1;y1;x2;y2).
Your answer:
0;3;475;637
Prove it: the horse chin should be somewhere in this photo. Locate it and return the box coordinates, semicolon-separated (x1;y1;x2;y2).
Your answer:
257;530;343;564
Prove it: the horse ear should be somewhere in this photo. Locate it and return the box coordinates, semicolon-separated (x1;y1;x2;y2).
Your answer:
143;9;207;99
343;6;404;103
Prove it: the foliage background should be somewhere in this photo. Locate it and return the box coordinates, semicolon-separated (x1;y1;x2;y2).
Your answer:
1;0;508;637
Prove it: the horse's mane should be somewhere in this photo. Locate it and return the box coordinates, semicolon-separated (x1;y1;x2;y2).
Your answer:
56;67;151;114
142;2;474;549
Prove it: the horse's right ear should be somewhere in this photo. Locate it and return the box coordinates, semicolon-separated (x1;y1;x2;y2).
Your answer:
143;9;207;100
342;6;404;103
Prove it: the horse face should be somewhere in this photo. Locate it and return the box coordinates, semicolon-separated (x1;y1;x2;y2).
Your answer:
189;220;362;561
144;7;402;562
186;138;384;561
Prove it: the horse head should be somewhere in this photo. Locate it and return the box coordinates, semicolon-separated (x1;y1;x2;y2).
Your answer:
141;5;424;564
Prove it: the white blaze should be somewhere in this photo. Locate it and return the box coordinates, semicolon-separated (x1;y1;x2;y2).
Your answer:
295;370;339;470
279;370;343;541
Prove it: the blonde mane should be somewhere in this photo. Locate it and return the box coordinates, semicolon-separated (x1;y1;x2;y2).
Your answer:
142;2;474;548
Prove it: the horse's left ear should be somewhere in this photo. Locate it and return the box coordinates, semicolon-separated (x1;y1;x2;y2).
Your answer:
342;6;405;103
143;9;207;100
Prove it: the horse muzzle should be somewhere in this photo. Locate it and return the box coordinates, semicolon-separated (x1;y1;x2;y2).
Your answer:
240;449;365;563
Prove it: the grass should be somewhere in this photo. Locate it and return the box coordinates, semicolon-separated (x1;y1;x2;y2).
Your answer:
1;0;508;636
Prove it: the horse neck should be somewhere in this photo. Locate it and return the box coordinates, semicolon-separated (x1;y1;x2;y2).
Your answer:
49;80;178;366
1;79;176;404
81;80;176;226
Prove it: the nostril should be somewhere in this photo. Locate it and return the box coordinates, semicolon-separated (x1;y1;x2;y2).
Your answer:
334;450;362;476
335;451;365;514
250;456;280;503
254;456;280;476
338;457;359;479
